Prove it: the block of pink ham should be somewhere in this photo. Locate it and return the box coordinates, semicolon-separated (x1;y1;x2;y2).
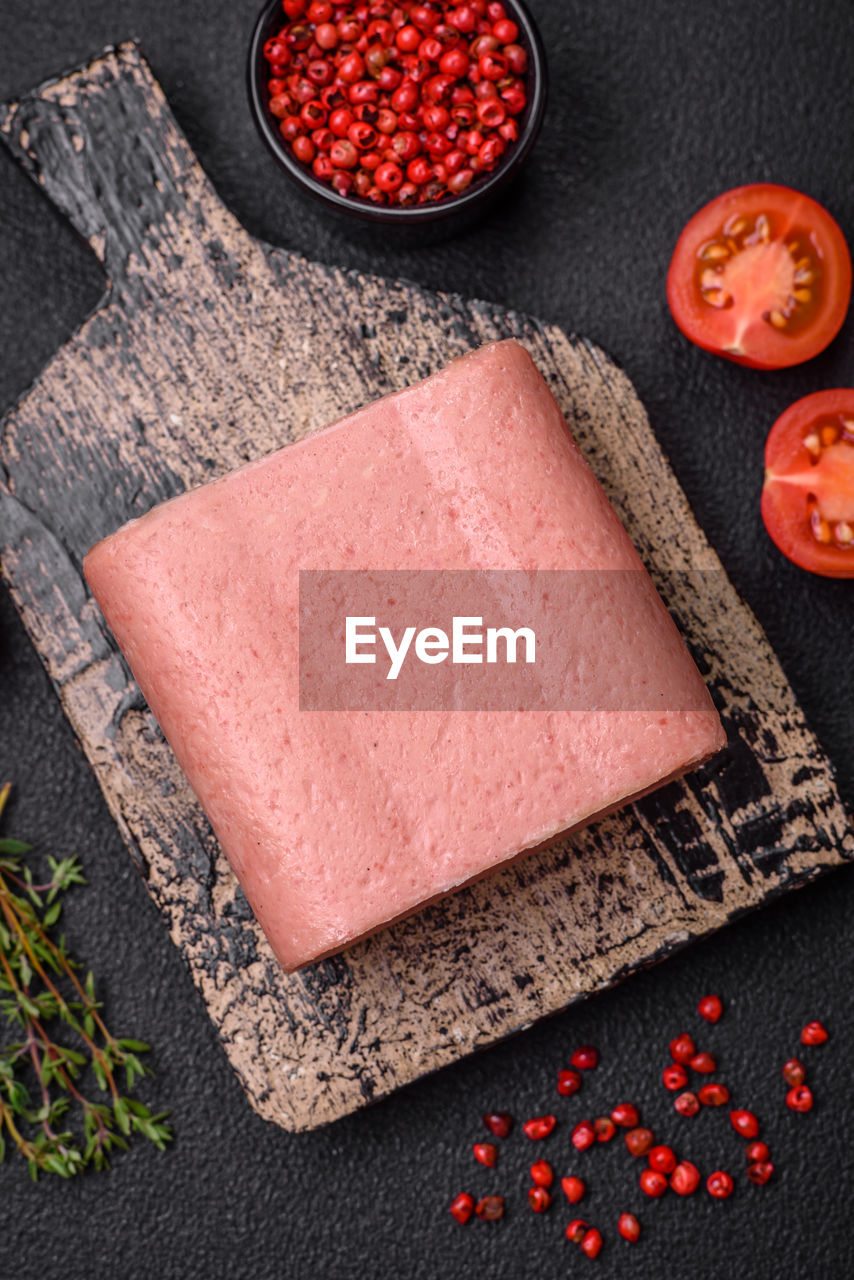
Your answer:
84;340;725;972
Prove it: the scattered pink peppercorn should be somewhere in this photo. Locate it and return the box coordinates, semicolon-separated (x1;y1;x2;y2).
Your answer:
782;1059;806;1087
648;1145;677;1175
730;1109;760;1139
571;1045;599;1071
482;1111;513;1139
571;1120;596;1152
523;1115;556;1141
690;1052;717;1074
707;1170;734;1199
618;1212;641;1242
530;1159;553;1188
528;1186;551;1213
449;1192;474;1224
670;1160;701;1196
669;1033;697;1064
674;1091;700;1117
561;1175;585;1205
580;1227;603;1260
610;1103;640;1128
786;1085;814;1113
698;994;723;1023
745;1141;770;1163
747;1161;775;1185
565;1218;588;1244
801;1021;829;1046
625;1127;654;1157
663;1063;689;1091
557;1069;582;1098
594;1117;617;1143
473;1142;497;1167
640;1168;668;1198
475;1195;504;1221
698;1082;730;1107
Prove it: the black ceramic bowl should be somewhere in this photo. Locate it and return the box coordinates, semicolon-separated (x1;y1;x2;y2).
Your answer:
248;0;547;234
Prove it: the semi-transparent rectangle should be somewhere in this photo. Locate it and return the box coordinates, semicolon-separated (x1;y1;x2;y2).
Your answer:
298;569;718;712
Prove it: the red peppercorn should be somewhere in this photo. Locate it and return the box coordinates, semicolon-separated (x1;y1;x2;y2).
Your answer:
730;1109;760;1139
503;43;528;76
561;1175;585;1205
395;24;422;52
670;1161;701;1196
593;1117;616;1143
618;1211;640;1242
523;1115;556;1141
283;0;306;17
500;82;526;115
570;1045;599;1071
475;1195;504;1221
625;1127;654;1157
565;1219;588;1244
707;1170;734;1199
639;1168;668;1198
610;1103;639;1128
449;4;478;33
662;1064;688;1091
472;1142;497;1167
447;168;474;193
528;1186;551;1213
406;155;434;184
801;1020;829;1046
315;22;339;50
449;1192;474;1225
476;97;507;128
690;1052;716;1074
311;126;334;151
557;1068;582;1097
411;5;439;33
782;1058;806;1087
361;149;382;170
279;114;304;142
375;160;404;191
674;1091;700;1117
786;1085;813;1113
698;1082;730;1107
307;0;332;21
329;106;354;136
580;1228;603;1260
487;1;507;19
530;1159;553;1188
312;153;334;180
571;1120;595;1152
439;47;470;77
648;1145;677;1175
482;1111;513;1139
745;1141;770;1163
698;994;723;1023
669;1033;696;1065
348;120;378;149
292;134;316;163
747;1161;774;1185
329;138;359;168
330;170;354;196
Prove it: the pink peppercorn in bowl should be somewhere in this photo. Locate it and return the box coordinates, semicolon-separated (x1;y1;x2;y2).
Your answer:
248;0;547;233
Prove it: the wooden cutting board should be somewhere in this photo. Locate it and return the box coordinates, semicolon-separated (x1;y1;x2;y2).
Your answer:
1;43;851;1133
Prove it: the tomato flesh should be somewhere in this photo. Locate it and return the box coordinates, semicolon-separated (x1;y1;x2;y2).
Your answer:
668;185;852;369
762;390;854;577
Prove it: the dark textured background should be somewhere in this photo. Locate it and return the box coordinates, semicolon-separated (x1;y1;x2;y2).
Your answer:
2;1;853;1277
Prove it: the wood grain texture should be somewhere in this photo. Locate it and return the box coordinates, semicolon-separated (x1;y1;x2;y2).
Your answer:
1;44;850;1132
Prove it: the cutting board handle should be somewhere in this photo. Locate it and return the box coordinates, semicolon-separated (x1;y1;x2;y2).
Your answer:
0;42;234;290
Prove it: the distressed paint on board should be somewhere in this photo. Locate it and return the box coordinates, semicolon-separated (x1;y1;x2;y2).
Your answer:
0;45;851;1131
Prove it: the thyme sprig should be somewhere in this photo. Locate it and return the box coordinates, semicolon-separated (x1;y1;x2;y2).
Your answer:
0;783;172;1179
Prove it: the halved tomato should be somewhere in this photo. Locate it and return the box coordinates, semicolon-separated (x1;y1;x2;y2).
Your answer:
667;184;851;369
761;390;854;577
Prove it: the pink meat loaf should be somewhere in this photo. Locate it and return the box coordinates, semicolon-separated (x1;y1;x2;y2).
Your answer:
84;340;725;971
